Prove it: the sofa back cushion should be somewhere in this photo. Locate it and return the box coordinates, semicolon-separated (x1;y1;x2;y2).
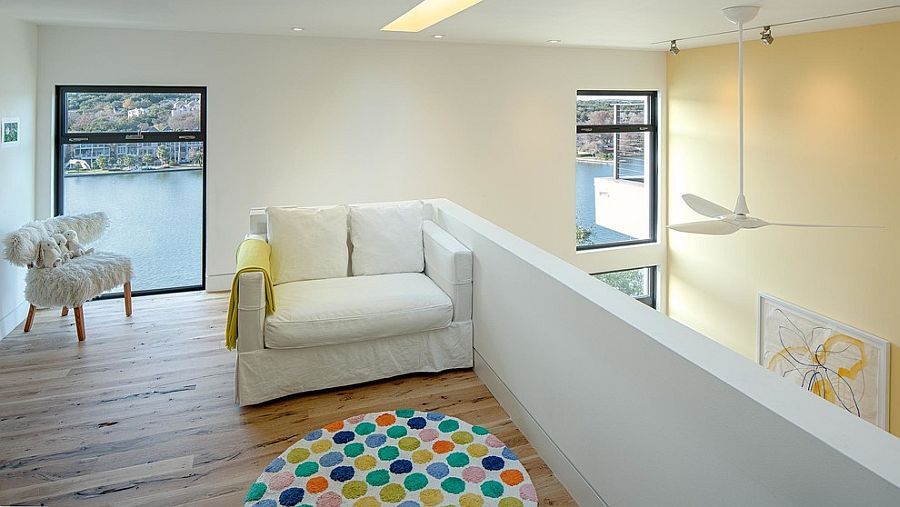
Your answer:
267;205;348;284
350;201;425;276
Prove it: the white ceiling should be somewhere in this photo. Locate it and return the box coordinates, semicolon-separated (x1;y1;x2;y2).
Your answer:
1;0;899;50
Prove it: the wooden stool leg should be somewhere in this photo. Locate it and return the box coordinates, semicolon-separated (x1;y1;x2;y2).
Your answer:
124;281;133;317
24;304;36;332
74;306;86;342
61;306;69;317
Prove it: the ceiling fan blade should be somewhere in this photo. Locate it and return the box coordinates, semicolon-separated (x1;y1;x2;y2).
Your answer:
682;194;733;218
669;220;741;235
764;222;886;229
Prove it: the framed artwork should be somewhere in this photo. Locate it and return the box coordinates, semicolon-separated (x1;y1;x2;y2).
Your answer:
2;117;20;146
758;293;890;430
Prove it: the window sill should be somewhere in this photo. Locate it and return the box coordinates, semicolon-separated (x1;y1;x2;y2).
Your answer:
576;239;659;254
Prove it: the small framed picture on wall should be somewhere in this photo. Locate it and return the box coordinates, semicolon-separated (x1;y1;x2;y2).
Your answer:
2;117;20;146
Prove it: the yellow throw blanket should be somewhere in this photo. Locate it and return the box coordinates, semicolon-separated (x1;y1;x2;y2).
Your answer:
225;238;276;350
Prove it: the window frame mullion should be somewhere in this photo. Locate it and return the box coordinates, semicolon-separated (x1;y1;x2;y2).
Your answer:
575;89;659;251
54;84;208;297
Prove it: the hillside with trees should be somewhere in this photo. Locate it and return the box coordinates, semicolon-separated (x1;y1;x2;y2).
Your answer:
66;92;201;133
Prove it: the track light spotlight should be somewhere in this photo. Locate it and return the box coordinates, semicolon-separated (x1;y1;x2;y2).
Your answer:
760;26;774;45
669;40;680;55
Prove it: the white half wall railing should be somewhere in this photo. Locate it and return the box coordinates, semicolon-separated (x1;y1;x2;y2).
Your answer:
427;198;900;506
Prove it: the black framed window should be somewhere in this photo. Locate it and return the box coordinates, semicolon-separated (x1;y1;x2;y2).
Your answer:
592;266;657;309
576;90;658;250
55;86;207;296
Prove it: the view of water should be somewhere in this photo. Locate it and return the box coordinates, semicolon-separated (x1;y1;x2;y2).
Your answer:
576;159;643;245
63;170;203;292
62;161;637;289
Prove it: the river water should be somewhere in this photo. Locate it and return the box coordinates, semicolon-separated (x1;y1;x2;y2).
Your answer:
63;170;203;292
62;163;635;290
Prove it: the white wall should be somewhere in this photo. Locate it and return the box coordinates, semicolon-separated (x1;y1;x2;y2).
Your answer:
430;199;900;506
667;22;900;436
34;26;667;300
0;18;37;338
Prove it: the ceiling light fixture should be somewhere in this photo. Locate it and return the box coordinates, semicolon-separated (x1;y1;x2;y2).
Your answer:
433;34;445;39
760;25;774;45
291;27;304;32
382;0;482;33
669;5;883;235
669;40;680;55
546;39;561;44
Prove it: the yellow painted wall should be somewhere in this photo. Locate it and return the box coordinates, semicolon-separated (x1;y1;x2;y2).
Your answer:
667;22;900;437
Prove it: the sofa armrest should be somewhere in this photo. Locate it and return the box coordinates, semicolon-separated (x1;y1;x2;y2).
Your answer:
423;220;472;322
237;271;266;352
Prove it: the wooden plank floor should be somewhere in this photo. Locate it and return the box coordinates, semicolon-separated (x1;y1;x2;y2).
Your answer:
0;291;575;506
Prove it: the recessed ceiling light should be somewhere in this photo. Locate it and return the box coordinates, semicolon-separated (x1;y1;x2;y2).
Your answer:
291;27;304;32
382;0;483;33
433;34;445;39
546;39;561;44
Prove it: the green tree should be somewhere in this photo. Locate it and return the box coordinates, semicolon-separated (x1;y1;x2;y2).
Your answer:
95;155;108;169
576;225;592;244
120;154;135;168
190;146;203;166
594;270;646;298
141;153;155;167
156;144;170;165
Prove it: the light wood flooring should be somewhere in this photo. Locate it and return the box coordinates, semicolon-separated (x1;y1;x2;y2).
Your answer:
0;291;574;506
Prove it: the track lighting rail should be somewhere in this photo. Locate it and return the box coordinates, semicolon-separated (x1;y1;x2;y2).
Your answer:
654;4;900;46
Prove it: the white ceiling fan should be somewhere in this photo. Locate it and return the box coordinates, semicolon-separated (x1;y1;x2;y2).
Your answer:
669;5;883;236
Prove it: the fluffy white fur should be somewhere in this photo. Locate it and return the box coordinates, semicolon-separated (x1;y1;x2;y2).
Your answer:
25;252;133;308
3;212;129;308
35;239;63;269
52;233;72;261
45;212;108;243
3;212;108;267
63;230;94;258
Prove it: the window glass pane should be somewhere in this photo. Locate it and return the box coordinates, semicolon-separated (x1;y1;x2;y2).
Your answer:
593;268;651;299
577;95;648;126
64;91;202;133
62;141;203;173
576;132;652;246
62;141;203;291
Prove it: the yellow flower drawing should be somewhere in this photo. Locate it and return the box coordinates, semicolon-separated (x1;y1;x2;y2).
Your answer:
766;308;867;418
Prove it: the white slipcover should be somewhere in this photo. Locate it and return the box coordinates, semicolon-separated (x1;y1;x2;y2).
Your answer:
235;202;474;406
423;221;473;322
236;321;473;406
264;273;452;350
350;201;425;276
267;205;349;284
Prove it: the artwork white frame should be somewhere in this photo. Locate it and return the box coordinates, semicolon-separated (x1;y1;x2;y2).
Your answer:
1;117;20;146
757;293;890;430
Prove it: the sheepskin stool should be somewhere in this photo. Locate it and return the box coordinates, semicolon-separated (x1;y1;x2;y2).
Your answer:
2;212;133;342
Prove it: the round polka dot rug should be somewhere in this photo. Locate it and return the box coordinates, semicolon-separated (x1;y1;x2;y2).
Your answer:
244;409;538;507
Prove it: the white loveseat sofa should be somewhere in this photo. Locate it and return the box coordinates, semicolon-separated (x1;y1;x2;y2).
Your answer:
233;201;473;405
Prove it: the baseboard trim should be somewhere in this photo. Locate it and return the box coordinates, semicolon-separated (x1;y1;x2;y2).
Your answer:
205;273;234;293
474;350;607;507
0;300;29;341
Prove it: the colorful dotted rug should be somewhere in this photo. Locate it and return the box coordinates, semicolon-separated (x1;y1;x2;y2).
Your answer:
245;410;538;507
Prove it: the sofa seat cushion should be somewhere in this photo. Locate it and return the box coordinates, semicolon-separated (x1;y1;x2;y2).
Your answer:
264;273;453;350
